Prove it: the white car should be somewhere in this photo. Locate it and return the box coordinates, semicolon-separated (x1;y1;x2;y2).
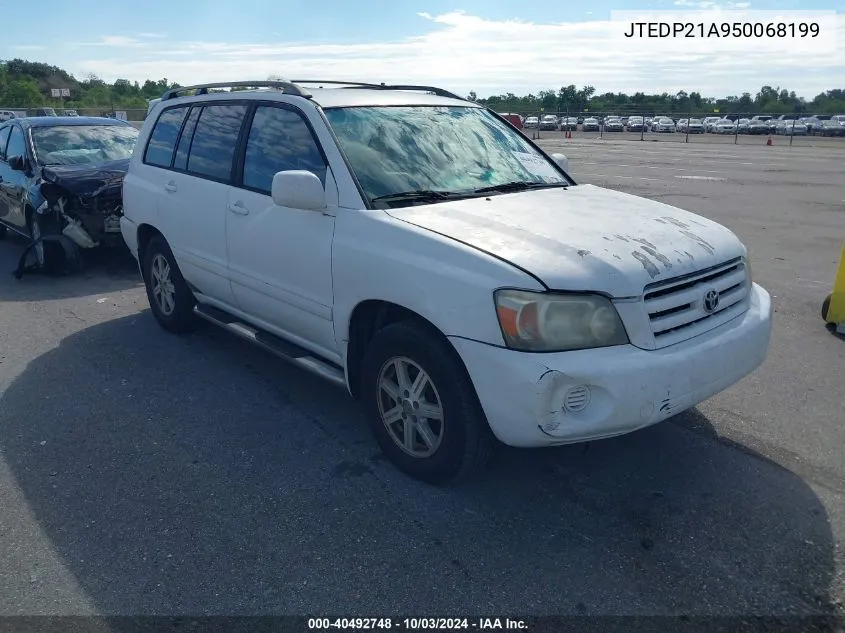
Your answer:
712;119;737;135
652;117;676;132
121;79;772;484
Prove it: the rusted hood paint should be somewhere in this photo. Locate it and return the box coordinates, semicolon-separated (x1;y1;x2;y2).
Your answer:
384;184;745;297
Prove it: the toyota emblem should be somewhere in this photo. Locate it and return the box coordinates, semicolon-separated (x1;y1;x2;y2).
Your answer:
702;288;720;313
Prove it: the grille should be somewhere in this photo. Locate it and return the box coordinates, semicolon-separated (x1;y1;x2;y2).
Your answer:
643;257;749;347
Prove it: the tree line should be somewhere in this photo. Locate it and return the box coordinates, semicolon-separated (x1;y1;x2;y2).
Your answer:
2;58;844;116
472;84;845;116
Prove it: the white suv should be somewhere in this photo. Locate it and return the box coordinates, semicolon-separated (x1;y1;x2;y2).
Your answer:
121;79;772;484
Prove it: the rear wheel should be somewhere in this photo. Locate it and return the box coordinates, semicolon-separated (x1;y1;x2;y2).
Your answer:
360;320;496;485
142;235;199;333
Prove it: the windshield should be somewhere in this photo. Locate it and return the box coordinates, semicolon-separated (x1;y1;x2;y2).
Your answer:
32;124;139;166
323;105;568;204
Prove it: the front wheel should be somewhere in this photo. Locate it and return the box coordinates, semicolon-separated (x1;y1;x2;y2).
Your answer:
27;212;63;270
142;235;199;334
360;320;496;485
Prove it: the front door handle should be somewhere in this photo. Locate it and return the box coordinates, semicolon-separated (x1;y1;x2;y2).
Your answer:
227;202;249;215
164;181;177;192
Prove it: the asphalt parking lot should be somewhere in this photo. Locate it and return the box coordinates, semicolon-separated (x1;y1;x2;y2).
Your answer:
1;137;844;622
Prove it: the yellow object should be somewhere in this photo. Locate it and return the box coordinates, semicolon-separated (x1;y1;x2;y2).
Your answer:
825;241;845;327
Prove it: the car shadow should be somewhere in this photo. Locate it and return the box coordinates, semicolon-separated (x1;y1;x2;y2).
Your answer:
0;313;840;620
0;232;142;301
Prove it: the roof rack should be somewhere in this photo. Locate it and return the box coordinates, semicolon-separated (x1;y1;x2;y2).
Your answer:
160;79;467;103
371;84;466;101
160;80;312;101
291;80;387;88
290;80;466;101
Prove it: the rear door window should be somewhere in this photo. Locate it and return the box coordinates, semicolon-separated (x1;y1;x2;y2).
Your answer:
144;106;188;168
186;103;247;182
173;106;202;171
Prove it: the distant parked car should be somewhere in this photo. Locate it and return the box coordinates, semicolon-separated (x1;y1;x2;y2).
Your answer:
626;116;645;132
746;120;769;135
497;112;524;129
31;107;57;117
582;117;599;132
653;117;676;133
817;120;845;136
560;117;578;131
60;109;79;117
685;118;705;134
776;120;807;135
539;115;559;130
711;119;736;135
523;116;539;129
0;110;17;122
604;118;624;132
736;119;750;133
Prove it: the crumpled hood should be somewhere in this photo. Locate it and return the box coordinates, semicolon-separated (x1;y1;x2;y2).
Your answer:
384;184;745;297
39;158;130;201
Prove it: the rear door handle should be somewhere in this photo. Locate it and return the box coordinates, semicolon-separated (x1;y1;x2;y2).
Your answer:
164;181;177;192
227;202;249;215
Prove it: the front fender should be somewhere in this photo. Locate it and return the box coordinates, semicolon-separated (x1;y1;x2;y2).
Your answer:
331;208;543;349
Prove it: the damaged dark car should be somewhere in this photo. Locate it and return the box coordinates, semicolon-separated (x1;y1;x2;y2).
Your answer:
0;116;139;273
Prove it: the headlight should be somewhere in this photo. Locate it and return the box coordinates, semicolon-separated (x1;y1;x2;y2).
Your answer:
494;289;630;352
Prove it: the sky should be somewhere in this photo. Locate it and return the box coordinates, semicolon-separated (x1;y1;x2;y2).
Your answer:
2;0;844;99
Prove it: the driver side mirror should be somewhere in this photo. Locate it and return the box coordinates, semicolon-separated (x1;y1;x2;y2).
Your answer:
271;170;326;211
8;154;27;172
550;153;569;172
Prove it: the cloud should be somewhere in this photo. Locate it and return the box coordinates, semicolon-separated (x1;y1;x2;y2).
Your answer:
673;0;752;8
14;45;46;51
138;32;166;39
69;10;844;99
74;35;150;48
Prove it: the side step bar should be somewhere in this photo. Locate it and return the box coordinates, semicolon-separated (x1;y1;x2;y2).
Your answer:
193;304;347;388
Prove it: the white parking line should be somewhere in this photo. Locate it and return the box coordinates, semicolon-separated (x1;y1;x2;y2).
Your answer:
675;175;726;181
574;173;660;181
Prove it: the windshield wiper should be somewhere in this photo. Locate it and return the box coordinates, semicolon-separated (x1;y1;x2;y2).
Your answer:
370;190;467;204
473;181;569;194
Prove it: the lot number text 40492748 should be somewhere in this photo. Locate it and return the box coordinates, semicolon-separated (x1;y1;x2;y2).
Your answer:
307;618;529;630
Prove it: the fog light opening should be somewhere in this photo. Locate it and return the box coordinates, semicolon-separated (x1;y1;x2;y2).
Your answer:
563;385;591;414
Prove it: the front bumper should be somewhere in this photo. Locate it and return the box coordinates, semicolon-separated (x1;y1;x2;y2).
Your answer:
450;283;772;448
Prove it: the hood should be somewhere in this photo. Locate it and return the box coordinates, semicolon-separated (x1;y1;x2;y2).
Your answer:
383;184;745;297
39;158;130;201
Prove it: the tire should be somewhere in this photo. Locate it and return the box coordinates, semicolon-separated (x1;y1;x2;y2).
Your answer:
142;234;199;333
360;320;496;485
822;294;832;322
27;211;63;271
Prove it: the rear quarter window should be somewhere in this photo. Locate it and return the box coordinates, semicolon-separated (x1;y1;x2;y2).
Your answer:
144;106;189;168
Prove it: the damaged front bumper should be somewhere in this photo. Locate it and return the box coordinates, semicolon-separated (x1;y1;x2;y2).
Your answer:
448;283;772;448
37;158;129;250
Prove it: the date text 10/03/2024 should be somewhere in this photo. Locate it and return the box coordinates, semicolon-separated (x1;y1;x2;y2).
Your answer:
307;618;529;630
623;21;820;38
